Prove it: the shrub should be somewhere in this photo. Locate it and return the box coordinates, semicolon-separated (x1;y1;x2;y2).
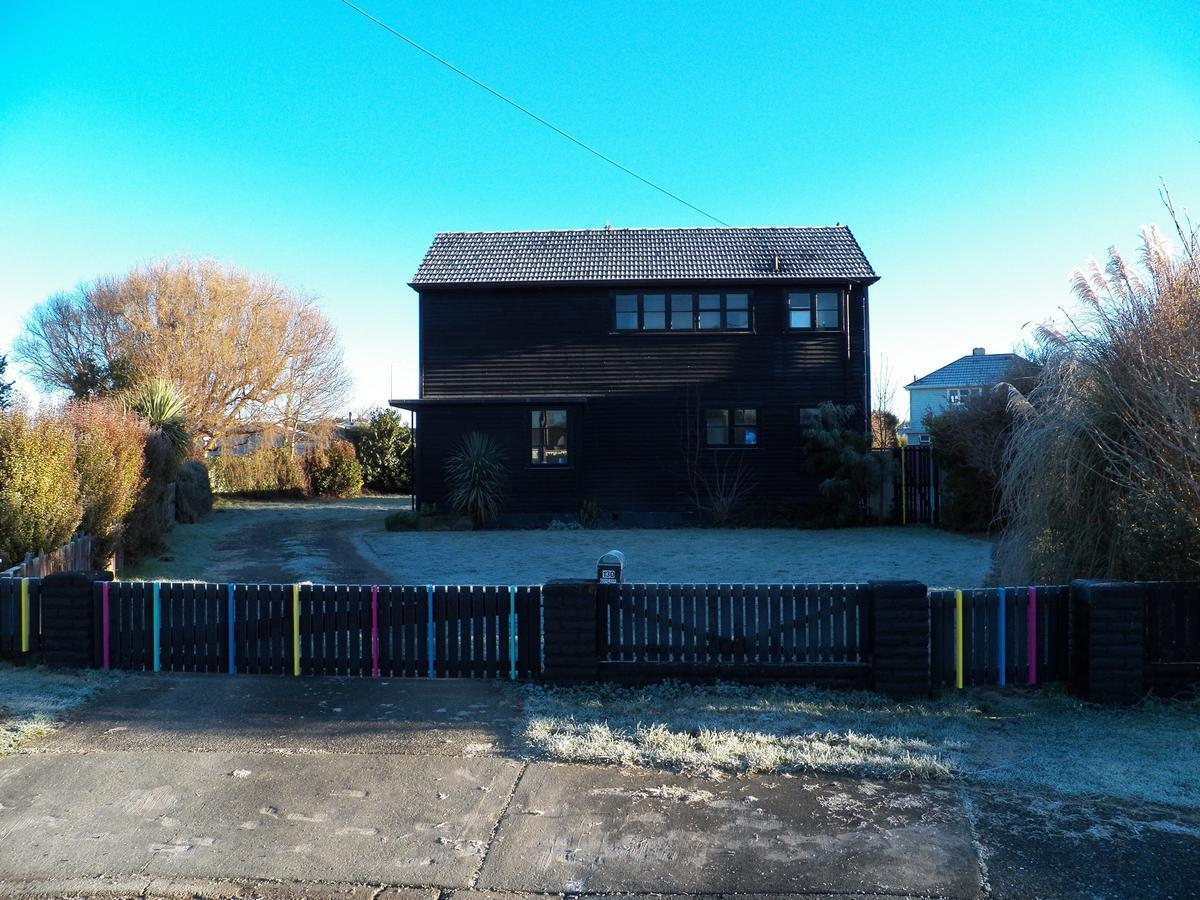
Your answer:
384;510;418;531
207;447;308;495
999;205;1200;582
355;408;413;493
0;407;83;566
175;459;214;522
62;400;148;567
924;388;1018;532
445;432;507;527
798;402;882;527
122;430;176;562
578;498;604;527
305;439;363;498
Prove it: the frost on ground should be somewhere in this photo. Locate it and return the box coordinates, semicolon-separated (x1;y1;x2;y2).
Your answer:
524;682;1200;808
525;681;973;781
362;525;993;588
0;664;117;755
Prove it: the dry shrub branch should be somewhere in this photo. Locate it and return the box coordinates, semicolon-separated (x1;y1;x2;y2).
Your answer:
998;195;1200;581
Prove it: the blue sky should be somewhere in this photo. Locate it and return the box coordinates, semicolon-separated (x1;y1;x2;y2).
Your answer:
2;1;1197;418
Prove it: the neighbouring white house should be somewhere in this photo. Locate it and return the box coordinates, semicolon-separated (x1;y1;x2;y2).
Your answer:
900;348;1039;444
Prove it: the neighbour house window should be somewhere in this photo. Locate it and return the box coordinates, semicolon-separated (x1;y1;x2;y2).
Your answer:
530;409;569;465
705;407;758;447
614;292;752;332
787;291;841;330
947;388;983;405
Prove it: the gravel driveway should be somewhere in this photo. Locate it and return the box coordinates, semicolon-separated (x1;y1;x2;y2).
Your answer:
131;497;992;588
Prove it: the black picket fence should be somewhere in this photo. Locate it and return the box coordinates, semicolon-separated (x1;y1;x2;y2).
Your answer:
929;585;1070;689
4;575;1198;700
599;582;872;666
91;581;542;679
1143;581;1200;691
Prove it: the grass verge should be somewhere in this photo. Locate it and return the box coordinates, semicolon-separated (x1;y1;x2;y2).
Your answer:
523;681;1200;808
0;664;118;755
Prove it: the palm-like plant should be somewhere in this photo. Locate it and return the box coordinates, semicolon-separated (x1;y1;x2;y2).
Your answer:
123;377;191;459
444;432;507;528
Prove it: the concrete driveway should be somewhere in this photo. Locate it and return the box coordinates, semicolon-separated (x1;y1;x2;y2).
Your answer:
1;674;1197;899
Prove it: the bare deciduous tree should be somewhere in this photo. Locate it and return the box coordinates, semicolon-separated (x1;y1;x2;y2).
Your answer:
871;355;900;448
16;258;352;450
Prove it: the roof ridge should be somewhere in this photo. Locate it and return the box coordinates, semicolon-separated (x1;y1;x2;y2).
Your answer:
433;225;851;236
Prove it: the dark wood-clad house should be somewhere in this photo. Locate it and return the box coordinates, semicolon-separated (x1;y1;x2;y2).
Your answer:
392;227;879;523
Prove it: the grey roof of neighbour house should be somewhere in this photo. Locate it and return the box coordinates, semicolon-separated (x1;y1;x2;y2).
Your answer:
906;353;1038;389
410;226;878;285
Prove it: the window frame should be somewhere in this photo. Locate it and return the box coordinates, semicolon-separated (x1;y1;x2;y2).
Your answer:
786;289;843;332
612;290;753;333
529;408;571;467
704;406;759;448
946;387;983;406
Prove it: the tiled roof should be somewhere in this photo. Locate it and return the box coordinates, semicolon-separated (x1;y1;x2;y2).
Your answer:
410;226;877;285
906;353;1039;389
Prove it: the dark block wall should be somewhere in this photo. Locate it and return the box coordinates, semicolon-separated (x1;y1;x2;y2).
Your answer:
38;571;112;668
541;579;600;682
870;581;931;698
1070;580;1146;705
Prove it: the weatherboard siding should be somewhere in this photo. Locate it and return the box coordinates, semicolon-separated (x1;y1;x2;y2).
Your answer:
411;281;870;515
420;284;867;402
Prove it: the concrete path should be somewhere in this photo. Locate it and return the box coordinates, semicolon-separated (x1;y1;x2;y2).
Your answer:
1;674;1197;899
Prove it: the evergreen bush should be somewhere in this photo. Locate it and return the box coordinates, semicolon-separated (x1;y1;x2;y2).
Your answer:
797;403;882;527
0;407;83;567
306;439;363;498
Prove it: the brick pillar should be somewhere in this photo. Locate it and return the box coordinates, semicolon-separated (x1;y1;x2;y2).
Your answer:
541;579;600;682
869;580;931;698
1069;580;1145;705
38;571;112;668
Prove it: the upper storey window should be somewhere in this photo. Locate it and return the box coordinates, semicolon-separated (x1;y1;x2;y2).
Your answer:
614;292;751;332
787;290;841;330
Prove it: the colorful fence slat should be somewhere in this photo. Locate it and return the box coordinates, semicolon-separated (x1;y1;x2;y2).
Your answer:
928;585;1069;689
0;577;42;658
598;582;872;666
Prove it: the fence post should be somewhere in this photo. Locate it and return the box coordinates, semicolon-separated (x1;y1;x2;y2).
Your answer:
38;571;114;668
541;579;599;682
1069;580;1145;705
869;580;931;698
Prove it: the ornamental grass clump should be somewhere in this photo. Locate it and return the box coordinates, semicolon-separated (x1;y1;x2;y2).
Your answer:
998;195;1200;581
445;432;507;528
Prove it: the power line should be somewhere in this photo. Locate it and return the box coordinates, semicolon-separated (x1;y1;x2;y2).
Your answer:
336;0;730;226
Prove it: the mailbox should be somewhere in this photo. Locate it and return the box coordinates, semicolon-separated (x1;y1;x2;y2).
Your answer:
597;550;625;584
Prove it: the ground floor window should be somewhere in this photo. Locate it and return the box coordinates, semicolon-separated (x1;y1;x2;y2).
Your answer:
705;407;757;447
531;409;569;464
